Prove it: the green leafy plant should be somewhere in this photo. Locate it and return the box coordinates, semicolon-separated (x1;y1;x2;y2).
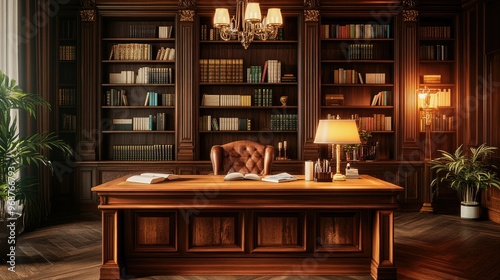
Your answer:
429;143;500;205
359;130;372;142
0;70;72;228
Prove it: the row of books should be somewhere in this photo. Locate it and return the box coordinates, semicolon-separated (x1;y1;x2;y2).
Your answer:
418;89;452;107
112;144;174;161
61;114;76;131
199;58;244;83
199;115;250;131
419;112;454;131
346;43;374;60
144;92;175;106
158;26;174;39
321;24;391;39
136;67;174;84
371;91;392;106
333;69;362;84
105;89;128;106
58;88;76;106
254;88;273;106
420;45;450;61
419;26;452;39
324;93;344;106
59;45;76;61
112;113;167;131
128;25;173;38
109;43;151;60
270;114;298;131
155;47;175;61
201;94;252;106
357;115;392;131
421;74;441;84
265;60;282;83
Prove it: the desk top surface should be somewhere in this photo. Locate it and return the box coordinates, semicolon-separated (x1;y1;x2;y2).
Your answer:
91;174;403;194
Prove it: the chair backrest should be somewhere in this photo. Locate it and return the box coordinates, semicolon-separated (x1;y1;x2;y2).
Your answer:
210;140;274;175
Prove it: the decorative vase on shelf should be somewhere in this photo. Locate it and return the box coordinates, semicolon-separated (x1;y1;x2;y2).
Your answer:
280;96;288;106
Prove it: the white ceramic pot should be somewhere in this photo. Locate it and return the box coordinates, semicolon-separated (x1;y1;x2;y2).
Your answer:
460;202;480;219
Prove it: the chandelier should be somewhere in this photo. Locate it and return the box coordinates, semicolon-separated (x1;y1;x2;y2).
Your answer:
213;0;283;49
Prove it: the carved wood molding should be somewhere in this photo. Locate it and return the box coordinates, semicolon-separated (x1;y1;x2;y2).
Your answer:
180;10;195;22
80;0;95;22
402;0;418;22
179;0;196;9
403;10;418;22
304;0;320;9
304;10;320;22
80;10;95;22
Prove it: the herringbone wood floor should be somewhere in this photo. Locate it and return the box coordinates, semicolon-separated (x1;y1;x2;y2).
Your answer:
2;212;500;280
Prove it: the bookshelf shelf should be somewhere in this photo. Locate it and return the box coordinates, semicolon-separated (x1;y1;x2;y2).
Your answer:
102;84;175;87
102;106;175;109
199;130;298;134
102;60;175;64
102;130;175;134
200;106;298;109
321;60;394;64
200;82;298;86
321;105;393;109
322;84;394;87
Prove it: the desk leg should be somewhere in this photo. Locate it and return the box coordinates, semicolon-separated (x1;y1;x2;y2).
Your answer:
371;210;397;280
100;210;121;280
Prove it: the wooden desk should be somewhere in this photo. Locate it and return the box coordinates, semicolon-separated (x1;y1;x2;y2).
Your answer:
91;175;403;280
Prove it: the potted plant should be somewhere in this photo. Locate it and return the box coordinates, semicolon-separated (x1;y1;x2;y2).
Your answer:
359;130;372;144
0;70;72;255
429;143;500;219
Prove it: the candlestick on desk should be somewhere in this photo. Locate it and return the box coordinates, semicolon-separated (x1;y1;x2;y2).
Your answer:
283;141;287;159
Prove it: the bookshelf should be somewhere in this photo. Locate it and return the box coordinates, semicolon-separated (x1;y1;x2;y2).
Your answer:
418;14;457;159
320;17;397;161
52;11;79;207
56;13;79;149
98;14;176;161
197;14;300;161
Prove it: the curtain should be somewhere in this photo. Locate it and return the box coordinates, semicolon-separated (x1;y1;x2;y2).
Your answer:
0;0;18;78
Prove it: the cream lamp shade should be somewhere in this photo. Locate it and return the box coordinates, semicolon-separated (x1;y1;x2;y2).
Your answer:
214;8;230;26
313;119;360;181
244;3;262;22
266;8;282;25
314;119;361;145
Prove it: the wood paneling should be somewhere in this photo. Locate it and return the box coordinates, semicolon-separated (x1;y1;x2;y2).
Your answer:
254;212;302;249
189;212;241;250
317;212;361;251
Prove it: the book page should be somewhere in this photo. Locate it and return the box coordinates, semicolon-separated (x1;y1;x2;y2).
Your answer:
126;175;165;184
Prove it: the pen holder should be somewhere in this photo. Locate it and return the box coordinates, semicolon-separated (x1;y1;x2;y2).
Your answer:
314;172;332;182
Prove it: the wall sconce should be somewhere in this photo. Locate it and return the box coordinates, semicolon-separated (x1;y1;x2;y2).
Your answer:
417;86;438;160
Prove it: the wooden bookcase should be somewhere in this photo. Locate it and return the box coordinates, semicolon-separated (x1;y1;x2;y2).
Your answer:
52;10;80;207
320;15;397;161
196;14;300;161
417;14;457;159
98;13;177;161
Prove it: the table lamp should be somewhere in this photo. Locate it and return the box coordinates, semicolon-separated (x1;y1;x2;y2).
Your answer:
313;119;361;181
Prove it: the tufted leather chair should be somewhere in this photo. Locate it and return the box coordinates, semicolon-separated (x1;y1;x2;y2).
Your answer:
210;140;274;175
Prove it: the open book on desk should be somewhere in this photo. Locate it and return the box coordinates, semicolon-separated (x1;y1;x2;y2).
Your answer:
262;172;298;183
224;172;261;181
126;173;179;184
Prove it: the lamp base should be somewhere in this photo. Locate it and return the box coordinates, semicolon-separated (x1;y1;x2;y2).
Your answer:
332;173;346;181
